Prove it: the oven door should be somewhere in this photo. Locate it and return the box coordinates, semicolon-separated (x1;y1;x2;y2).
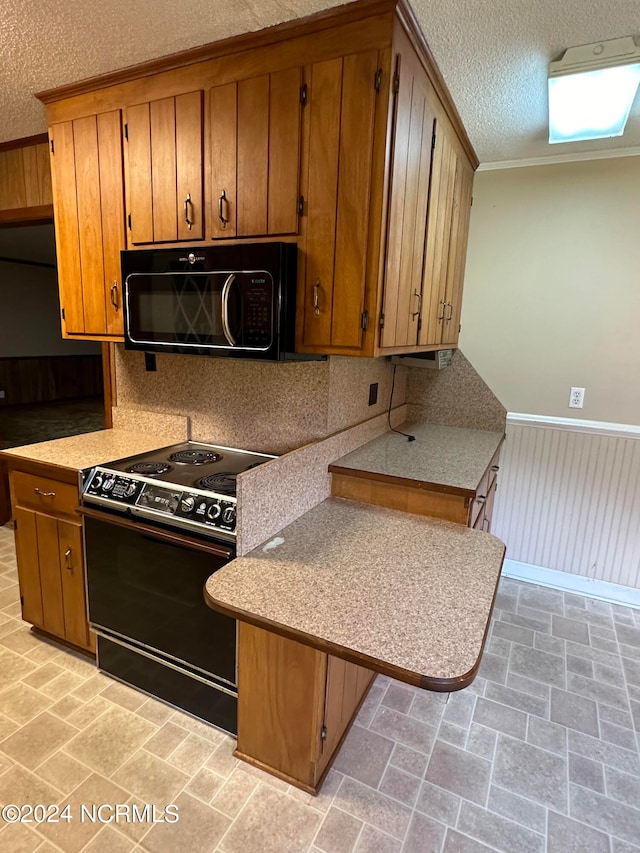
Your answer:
82;508;236;686
123;269;275;354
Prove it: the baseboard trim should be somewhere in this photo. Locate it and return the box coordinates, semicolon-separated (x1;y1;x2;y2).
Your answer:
502;558;640;610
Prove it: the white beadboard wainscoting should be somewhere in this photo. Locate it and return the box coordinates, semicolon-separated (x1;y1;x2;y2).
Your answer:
493;413;640;608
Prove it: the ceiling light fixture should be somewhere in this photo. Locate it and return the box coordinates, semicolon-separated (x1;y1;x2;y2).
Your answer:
548;36;640;144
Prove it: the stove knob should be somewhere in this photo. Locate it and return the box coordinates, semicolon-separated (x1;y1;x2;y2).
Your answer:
125;482;137;497
207;503;221;521
181;495;196;513
222;506;236;526
92;473;103;489
102;477;115;492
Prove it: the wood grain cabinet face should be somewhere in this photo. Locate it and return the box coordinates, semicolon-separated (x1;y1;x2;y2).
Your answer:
236;622;374;793
0;142;52;214
10;469;94;654
125;91;204;243
208;68;302;239
299;50;378;352
49;113;125;339
419;124;473;349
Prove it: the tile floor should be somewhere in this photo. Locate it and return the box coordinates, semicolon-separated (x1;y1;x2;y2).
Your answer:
0;522;639;852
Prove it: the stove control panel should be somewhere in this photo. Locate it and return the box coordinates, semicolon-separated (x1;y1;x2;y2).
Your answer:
82;468;237;538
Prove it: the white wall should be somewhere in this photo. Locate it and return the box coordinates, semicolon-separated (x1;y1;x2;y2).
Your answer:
459;156;640;425
459;156;640;595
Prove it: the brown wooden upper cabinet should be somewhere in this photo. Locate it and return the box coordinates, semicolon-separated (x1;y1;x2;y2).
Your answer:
299;50;378;352
208;68;302;239
49;113;125;339
419;121;473;349
37;0;478;354
125;91;204;243
0;137;53;223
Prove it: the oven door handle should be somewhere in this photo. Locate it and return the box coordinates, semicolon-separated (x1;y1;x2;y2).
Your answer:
77;506;235;560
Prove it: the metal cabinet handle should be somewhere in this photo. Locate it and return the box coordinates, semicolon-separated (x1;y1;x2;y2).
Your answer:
64;547;72;572
184;194;193;230
34;488;55;498
445;302;453;321
313;279;321;317
221;274;237;346
491;465;500;472
437;300;446;321
218;190;228;227
110;282;119;312
411;289;422;318
475;494;486;504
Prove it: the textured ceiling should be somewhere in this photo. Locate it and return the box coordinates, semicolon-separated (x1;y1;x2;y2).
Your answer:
1;0;639;165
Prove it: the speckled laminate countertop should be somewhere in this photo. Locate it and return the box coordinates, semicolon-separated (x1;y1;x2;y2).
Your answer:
205;497;506;690
329;423;504;494
0;429;179;472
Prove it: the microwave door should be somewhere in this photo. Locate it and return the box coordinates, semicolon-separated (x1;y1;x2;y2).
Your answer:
126;271;232;350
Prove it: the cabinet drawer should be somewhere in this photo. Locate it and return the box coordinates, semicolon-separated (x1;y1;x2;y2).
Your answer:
469;449;501;529
11;471;79;518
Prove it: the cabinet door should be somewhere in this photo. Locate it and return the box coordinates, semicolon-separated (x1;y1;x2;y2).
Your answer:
126;91;203;243
379;49;436;349
58;520;90;649
440;154;473;347
300;50;378;351
13;507;44;628
419;124;473;348
49;112;125;339
208;69;302;239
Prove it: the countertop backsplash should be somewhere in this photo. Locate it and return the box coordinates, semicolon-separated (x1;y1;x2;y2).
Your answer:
407;349;506;433
113;346;407;455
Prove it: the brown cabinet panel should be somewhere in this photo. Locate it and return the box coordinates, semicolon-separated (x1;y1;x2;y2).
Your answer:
49;113;125;340
236;621;326;788
302;58;342;348
440;155;473;347
36;513;66;638
380;49;436;350
49;121;84;335
268;67;302;235
331;50;377;349
73;115;107;335
301;50;377;351
58;520;89;649
10;466;94;654
37;143;53;205
97;111;126;337
209;82;238;238
22;146;41;208
126;102;154;244
11;470;79;518
13;507;44;628
150;97;178;242
237;75;269;236
127;92;203;244
176;91;204;240
0;150;27;210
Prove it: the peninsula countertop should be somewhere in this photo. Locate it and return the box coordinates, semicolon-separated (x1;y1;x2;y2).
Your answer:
0;429;180;473
205;497;506;690
328;423;504;495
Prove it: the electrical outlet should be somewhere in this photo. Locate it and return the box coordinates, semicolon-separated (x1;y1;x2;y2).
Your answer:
368;383;378;406
569;387;585;408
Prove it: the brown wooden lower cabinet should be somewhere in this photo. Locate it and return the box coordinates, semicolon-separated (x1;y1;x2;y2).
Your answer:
7;460;95;654
235;622;374;794
331;447;501;532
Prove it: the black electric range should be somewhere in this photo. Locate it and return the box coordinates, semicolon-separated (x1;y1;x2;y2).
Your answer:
81;440;276;542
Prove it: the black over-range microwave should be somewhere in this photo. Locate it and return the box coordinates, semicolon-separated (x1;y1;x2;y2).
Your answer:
122;242;314;361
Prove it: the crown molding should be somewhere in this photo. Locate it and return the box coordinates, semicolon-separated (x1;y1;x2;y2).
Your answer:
477;145;640;171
